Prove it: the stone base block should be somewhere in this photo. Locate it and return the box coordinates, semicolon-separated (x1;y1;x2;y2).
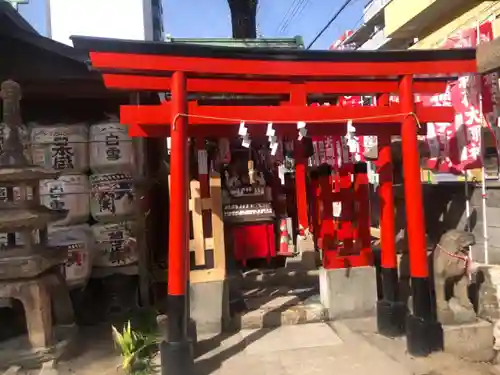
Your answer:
190;280;229;337
241;269;319;289
285;236;319;271
443;319;495;362
319;266;377;320
477;265;500;322
232;295;327;330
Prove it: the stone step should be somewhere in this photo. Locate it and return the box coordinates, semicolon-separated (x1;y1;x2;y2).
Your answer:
2;367;21;375
231;291;327;330
240;268;320;289
1;361;58;375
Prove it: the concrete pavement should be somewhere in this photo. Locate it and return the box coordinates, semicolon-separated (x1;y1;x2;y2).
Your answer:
195;322;413;375
6;318;499;374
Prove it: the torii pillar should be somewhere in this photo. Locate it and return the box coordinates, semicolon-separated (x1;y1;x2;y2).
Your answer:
400;75;443;356
376;94;407;337
161;71;195;375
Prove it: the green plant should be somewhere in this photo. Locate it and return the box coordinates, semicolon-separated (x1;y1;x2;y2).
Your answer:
112;320;159;375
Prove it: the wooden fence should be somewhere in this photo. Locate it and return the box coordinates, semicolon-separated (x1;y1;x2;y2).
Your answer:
166;173;226;284
188;174;226;283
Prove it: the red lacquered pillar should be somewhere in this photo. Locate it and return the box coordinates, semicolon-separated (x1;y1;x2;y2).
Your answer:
353;162;371;263
294;142;310;232
162;71;194;375
318;171;335;268
290;85;310;234
375;94;406;337
400;75;442;356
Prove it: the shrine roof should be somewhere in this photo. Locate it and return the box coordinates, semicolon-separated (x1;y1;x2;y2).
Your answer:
72;35;476;80
0;4;130;99
0;2;86;64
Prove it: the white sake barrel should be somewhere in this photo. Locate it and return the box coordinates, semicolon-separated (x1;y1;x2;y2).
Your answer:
0;122;31;165
39;174;90;226
90;121;134;173
48;225;93;288
31;123;89;174
89;173;135;222
92;221;137;268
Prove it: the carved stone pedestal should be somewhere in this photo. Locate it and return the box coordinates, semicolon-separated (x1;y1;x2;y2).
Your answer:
442;319;495;362
0;271;77;368
0;271;74;348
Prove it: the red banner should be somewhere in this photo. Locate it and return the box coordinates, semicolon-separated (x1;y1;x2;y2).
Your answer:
423;19;499;173
309;31;373;169
330;30;355;50
310;97;376;167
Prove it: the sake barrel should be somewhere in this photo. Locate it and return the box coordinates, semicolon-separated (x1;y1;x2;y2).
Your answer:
48;225;93;288
90;121;134;173
39;174;90;226
92;221;137;268
89;173;135;222
0;122;31;165
31;123;89;174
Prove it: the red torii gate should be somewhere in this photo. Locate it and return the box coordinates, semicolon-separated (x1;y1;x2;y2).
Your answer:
72;36;476;373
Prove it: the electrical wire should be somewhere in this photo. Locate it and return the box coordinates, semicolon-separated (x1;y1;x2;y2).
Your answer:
279;0;304;34
275;0;301;35
279;0;311;35
307;0;357;49
256;0;262;37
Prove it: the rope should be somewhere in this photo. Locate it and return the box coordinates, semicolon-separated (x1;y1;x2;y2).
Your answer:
171;111;422;129
436;243;470;273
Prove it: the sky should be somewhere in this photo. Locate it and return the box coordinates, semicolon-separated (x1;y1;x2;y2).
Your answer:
17;0;366;50
163;0;365;49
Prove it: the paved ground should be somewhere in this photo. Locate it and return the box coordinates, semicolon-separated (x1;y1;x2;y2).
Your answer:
194;322;412;375
343;317;500;375
6;319;500;375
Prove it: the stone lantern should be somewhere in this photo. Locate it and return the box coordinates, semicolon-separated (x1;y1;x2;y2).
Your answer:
0;80;75;367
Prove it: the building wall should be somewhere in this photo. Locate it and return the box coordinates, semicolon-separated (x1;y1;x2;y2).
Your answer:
17;0;163;44
410;1;500;49
384;0;437;37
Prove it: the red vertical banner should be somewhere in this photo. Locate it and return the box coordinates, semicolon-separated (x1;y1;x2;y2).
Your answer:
310;96;376;167
421;19;498;173
478;21;500;126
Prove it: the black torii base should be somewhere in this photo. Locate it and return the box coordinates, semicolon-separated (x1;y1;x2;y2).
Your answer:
377;299;407;337
406;277;443;356
375;253;407;337
160;340;195;375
